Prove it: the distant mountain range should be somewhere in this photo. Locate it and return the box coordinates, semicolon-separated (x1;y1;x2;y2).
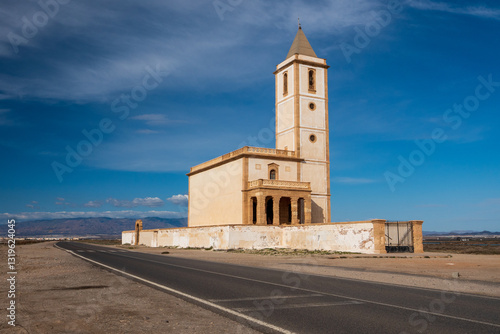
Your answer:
423;230;500;236
5;217;187;239
2;217;498;239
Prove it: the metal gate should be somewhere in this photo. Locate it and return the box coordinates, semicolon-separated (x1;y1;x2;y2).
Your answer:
385;221;414;253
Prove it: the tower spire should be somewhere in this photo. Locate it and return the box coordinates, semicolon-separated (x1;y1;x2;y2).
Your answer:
286;24;317;59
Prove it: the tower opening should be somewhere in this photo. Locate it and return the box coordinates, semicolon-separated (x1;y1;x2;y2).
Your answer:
308;69;316;92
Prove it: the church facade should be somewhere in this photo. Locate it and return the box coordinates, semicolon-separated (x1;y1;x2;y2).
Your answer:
123;27;424;254
188;26;330;228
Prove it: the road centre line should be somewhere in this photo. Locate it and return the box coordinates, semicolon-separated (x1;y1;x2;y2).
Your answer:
235;301;363;312
93;248;500;329
211;294;324;303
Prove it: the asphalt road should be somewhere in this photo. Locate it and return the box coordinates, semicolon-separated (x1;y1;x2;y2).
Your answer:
56;242;500;334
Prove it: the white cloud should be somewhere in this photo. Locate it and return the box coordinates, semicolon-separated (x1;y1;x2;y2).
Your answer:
84;200;103;208
332;177;377;185
408;1;500;20
132;197;165;207
131;114;176;126
0;0;382;102
25;201;40;209
0;210;186;222
106;197;164;208
167;194;188;207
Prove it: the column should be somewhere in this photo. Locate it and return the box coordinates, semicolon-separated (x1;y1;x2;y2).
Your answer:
304;195;312;225
257;194;266;225
248;196;254;225
273;196;280;225
291;197;299;225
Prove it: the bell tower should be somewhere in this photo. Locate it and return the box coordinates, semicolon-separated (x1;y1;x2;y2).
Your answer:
274;25;331;223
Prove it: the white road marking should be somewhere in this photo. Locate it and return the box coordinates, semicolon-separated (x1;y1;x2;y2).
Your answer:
235;301;363;312
103;250;500;329
54;244;295;334
211;293;324;303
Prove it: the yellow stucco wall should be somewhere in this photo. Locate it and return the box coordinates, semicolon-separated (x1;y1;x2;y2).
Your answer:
300;97;326;129
276;130;295;151
301;162;328;195
248;157;298;182
299;129;327;161
277;98;295;133
310;195;329;224
188;159;243;227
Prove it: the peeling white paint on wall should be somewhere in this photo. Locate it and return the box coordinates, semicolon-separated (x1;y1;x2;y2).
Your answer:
122;220;387;254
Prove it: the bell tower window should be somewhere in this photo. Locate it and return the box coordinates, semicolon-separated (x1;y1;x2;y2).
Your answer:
270;169;276;180
308;69;316;93
283;72;288;96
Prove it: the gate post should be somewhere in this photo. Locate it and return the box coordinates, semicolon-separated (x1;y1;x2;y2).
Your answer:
410;220;424;253
135;219;143;246
371;219;387;254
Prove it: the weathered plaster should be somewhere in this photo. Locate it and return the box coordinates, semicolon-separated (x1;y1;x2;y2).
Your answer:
122;220;399;254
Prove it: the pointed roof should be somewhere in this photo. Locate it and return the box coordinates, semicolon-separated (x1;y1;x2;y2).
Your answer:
286;26;317;59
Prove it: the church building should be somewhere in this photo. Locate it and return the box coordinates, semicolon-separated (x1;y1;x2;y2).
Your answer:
188;26;330;227
123;27;424;254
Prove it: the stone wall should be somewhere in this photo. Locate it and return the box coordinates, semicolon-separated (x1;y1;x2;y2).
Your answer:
122;219;417;254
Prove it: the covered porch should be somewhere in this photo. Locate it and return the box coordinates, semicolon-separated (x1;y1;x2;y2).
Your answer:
245;179;312;225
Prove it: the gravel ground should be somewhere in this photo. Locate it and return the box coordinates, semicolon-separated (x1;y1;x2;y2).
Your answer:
0;242;259;334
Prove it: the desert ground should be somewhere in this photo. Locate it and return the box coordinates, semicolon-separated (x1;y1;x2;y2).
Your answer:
0;242;259;334
1;241;499;333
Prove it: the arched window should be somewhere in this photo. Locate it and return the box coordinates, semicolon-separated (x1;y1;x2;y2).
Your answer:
283;72;288;96
308;69;316;92
270;169;276;180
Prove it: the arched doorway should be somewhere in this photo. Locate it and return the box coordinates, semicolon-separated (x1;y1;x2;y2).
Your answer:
251;197;257;224
266;197;273;225
279;197;291;225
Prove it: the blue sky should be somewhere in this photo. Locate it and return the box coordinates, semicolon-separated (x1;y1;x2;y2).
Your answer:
0;0;499;232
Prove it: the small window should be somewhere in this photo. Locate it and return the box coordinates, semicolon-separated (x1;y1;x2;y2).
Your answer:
309;102;316;111
270;169;276;180
308;69;316;92
283;72;288;96
309;134;316;143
